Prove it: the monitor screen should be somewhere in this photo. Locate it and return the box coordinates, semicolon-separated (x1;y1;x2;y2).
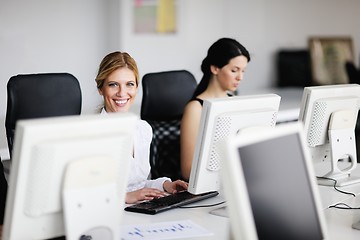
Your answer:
222;123;328;240
298;83;360;186
188;94;281;194
3;113;137;240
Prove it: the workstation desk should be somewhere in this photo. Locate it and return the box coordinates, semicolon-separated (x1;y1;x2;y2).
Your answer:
122;194;230;239
122;163;360;239
316;163;360;240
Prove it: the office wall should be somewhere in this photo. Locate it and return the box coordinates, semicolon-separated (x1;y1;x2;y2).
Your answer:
222;0;360;91
0;0;116;158
0;0;359;158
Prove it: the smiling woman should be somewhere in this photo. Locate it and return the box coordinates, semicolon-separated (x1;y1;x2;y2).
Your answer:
95;51;140;113
94;51;188;204
98;67;137;113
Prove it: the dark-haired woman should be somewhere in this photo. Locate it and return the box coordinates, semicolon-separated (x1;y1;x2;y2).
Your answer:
180;38;251;181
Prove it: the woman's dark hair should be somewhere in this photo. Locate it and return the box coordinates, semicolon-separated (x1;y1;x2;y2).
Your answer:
192;38;250;98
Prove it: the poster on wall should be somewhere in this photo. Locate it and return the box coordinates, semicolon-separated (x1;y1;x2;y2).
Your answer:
133;0;177;34
309;37;354;85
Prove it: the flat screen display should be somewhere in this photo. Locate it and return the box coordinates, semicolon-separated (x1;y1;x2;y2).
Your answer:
237;133;323;239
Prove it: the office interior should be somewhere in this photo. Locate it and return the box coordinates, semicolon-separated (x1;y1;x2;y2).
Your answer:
1;0;360;159
1;0;360;239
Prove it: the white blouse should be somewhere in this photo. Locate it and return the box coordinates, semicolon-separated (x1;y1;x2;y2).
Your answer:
100;109;171;192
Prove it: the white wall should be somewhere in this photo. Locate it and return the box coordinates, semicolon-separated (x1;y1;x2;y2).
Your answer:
1;0;360;158
119;0;227;112
0;0;112;158
223;0;360;91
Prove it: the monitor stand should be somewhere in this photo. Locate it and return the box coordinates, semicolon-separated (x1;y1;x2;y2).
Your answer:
317;174;360;187
318;114;360;187
62;156;121;240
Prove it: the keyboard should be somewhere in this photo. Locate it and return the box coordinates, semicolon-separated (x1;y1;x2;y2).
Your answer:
124;191;219;215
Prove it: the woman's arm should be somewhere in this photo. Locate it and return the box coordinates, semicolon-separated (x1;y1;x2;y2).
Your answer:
180;101;203;181
163;180;188;194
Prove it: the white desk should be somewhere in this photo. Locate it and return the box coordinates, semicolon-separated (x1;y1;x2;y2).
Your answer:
314;162;360;239
122;194;231;239
121;163;360;239
316;162;360;208
323;195;360;240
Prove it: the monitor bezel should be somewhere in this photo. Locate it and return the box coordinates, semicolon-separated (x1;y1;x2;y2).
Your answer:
221;122;328;240
298;84;360;161
298;83;360;185
3;113;137;240
188;94;281;194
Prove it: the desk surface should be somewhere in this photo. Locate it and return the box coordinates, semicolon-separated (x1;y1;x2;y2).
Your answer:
122;163;360;239
123;194;231;239
315;162;360;239
120;87;360;239
323;196;360;240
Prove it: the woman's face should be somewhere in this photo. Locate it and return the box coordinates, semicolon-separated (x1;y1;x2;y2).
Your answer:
212;55;248;92
98;67;137;113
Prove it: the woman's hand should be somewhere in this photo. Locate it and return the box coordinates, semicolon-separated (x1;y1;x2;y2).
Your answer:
163;180;188;194
126;188;167;204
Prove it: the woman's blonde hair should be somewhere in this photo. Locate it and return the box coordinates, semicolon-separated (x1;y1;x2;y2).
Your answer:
95;51;139;89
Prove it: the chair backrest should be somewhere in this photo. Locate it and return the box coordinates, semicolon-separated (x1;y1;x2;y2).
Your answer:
277;49;313;87
140;70;197;180
345;61;360;84
5;73;82;157
0;158;7;225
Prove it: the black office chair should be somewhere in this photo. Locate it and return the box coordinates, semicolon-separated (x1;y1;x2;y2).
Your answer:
141;70;197;181
345;61;360;161
5;73;82;158
0;157;7;224
345;61;360;84
276;49;313;87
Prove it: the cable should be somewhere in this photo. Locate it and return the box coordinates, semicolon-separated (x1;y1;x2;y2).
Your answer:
319;177;360;210
178;201;226;209
329;202;360;210
316;176;356;197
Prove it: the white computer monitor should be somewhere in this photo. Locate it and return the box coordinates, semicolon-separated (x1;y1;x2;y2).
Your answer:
188;94;281;194
298;83;360;186
3;113;137;240
222;123;328;240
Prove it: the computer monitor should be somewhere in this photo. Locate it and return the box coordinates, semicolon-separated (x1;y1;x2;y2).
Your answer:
3;113;137;240
188;94;281;194
221;122;328;240
298;83;360;186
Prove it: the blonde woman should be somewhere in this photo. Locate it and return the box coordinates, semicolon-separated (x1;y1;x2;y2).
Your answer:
95;51;188;204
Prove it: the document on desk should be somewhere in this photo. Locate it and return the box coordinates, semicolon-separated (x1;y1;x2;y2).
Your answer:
120;220;213;240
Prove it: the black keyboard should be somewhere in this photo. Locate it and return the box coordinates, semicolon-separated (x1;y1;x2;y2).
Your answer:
124;191;219;215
